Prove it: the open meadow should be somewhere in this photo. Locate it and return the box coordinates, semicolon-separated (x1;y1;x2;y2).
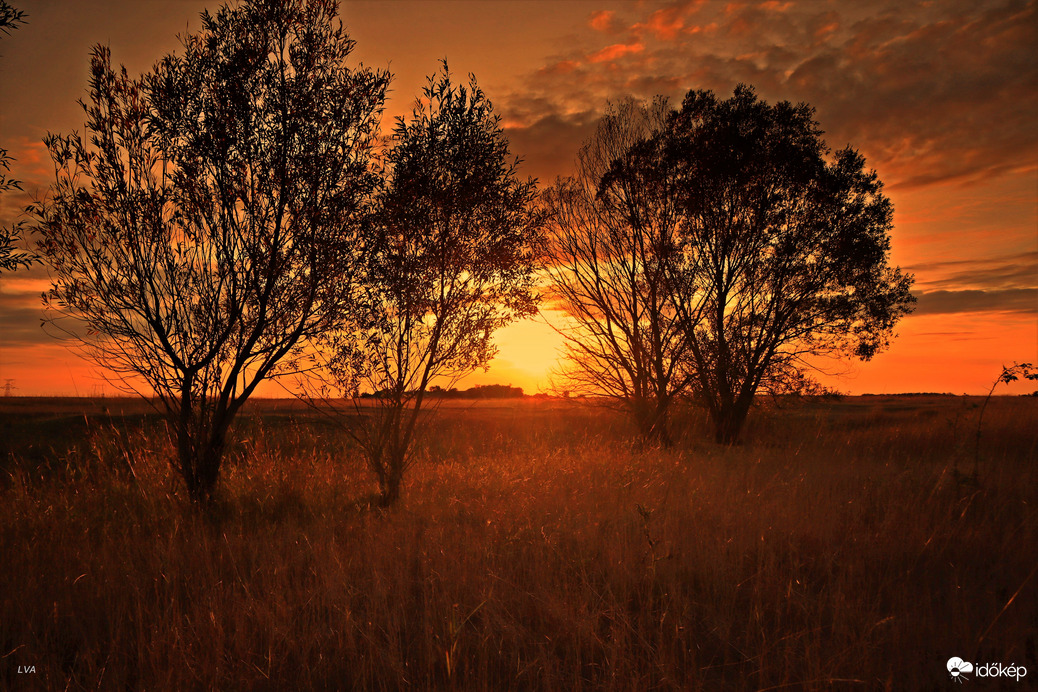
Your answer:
1;395;1036;690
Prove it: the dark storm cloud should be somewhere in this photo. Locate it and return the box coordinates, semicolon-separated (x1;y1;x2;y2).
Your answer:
785;0;1037;188
501;0;1038;188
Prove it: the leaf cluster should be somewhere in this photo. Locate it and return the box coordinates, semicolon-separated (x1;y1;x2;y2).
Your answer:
0;0;36;273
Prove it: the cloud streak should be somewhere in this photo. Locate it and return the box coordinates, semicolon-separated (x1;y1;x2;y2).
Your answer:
907;251;1038;292
913;288;1038;316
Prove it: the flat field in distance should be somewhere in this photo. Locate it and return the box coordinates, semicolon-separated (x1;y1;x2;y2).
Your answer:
1;395;1036;691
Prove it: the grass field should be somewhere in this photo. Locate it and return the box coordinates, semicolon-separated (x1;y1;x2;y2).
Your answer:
1;395;1036;690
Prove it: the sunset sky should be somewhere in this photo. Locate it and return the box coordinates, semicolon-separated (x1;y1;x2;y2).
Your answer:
1;0;1035;396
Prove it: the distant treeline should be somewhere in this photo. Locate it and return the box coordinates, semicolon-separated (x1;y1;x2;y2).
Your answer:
361;384;526;399
862;392;1038;397
861;392;957;397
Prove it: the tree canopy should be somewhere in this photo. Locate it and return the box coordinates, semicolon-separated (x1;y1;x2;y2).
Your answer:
548;85;914;444
659;85;915;442
317;63;541;506
31;0;389;500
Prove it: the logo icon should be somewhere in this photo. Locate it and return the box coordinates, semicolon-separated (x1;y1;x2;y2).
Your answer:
948;657;974;683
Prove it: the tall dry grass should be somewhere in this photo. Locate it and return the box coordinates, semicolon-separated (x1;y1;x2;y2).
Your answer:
1;396;1036;690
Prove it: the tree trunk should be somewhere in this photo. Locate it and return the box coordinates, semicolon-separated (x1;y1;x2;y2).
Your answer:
178;427;228;503
652;399;673;447
377;451;405;507
712;397;751;445
632;397;673;447
643;411;673;448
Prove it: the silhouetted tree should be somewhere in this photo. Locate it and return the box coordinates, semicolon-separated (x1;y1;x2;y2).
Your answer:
662;85;915;443
315;64;540;506
0;0;35;273
30;0;388;501
543;99;693;445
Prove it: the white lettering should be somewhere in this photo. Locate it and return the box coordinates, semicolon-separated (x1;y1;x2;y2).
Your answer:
971;661;1029;681
947;657;1029;682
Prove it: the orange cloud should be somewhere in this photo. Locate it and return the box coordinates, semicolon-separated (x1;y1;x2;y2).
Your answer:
537;60;580;77
4;137;52;189
635;7;687;41
684;23;717;36
813;19;839;42
587;42;645;64
588;10;617;33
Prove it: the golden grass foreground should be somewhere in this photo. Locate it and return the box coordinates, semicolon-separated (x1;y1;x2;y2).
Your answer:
1;395;1036;690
